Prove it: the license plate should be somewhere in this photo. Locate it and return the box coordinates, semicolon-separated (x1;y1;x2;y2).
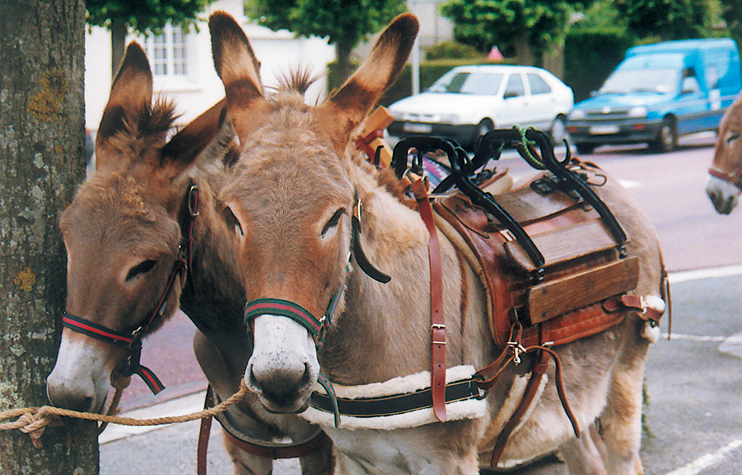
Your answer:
589;125;619;135
403;123;433;133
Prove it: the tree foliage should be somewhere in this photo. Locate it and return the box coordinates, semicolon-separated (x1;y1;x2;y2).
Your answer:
86;0;218;76
86;0;216;34
615;0;720;40
440;0;588;65
246;0;407;80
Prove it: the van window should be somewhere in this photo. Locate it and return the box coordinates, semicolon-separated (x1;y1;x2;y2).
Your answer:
600;68;680;94
528;73;552;95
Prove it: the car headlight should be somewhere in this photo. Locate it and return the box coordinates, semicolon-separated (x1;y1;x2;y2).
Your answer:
628;106;648;118
569;109;585;120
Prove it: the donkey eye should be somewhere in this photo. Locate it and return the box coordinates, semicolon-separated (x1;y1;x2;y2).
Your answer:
126;260;157;281
224;206;244;238
727;132;741;145
322;208;346;236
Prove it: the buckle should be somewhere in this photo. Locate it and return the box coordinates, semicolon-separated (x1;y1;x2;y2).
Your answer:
188;184;200;217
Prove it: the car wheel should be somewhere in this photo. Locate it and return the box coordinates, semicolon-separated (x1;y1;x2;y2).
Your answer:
576;143;596;155
550;115;568;145
471;119;493;148
651;118;677;153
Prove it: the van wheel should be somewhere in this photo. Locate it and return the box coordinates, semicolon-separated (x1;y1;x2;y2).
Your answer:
651;119;677;153
576;143;596;155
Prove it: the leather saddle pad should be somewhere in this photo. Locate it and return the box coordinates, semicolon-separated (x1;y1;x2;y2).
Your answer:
433;165;639;347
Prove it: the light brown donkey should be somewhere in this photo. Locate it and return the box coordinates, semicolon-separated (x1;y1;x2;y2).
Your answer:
707;94;742;214
45;43;332;474
212;10;666;474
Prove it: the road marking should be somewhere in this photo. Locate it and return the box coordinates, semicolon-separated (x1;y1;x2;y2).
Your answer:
669;265;742;283
665;439;742;475
661;333;727;343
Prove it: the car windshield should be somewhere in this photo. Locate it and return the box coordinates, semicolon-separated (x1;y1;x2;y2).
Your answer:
427;71;504;95
599;69;679;94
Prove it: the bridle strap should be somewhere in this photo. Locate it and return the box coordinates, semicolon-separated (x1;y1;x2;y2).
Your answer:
709;167;742;192
59;181;200;395
243;190;389;348
244;298;325;337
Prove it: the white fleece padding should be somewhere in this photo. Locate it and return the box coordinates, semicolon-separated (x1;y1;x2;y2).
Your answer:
300;365;487;430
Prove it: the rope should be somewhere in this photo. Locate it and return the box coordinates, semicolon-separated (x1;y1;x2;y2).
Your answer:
0;379;250;448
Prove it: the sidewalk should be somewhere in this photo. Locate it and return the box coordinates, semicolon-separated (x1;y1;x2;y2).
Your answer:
99;389;302;474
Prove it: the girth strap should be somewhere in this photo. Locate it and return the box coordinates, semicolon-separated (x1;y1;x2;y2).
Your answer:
197;385;328;474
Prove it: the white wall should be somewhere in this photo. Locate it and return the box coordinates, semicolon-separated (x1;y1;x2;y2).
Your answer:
84;0;334;131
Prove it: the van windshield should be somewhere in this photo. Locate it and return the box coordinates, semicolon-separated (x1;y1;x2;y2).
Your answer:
428;72;504;95
599;68;679;95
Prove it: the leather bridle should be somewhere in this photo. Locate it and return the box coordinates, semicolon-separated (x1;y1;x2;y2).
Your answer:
243;191;390;349
709;166;742;192
60;182;200;394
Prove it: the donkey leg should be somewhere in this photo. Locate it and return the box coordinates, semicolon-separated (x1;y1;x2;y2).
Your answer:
222;433;273;475
598;336;649;475
558;422;608;475
298;436;334;475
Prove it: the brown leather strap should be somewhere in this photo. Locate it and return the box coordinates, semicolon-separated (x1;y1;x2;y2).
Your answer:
490;350;549;466
221;422;329;460
411;177;447;422
197;387;215;475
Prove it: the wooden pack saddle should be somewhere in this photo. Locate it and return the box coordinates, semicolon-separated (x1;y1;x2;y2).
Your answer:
432;162;639;349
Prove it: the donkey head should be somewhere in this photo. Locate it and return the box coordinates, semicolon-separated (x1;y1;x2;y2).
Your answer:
47;42;227;413
708;98;742;214
209;11;418;412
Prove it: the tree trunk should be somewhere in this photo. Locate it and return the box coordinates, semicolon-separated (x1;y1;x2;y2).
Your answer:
336;40;354;85
0;1;99;473
513;32;535;66
111;19;128;79
542;41;565;80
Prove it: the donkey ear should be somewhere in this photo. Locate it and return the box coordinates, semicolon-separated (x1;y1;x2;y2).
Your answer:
320;14;419;152
209;11;270;142
159;98;228;178
96;42;153;167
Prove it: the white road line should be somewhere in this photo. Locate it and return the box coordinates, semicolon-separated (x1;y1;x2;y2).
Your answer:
665;439;742;475
661;333;727;343
669;265;742;283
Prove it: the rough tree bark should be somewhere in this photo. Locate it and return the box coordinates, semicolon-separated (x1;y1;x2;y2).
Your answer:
0;0;98;473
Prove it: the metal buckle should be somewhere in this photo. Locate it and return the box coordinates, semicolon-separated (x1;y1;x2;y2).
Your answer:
188;184;200;217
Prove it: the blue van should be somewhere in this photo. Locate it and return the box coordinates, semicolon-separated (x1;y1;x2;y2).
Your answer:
567;38;742;153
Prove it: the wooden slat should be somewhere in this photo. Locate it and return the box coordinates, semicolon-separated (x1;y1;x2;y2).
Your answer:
527;256;640;324
505;219;619;271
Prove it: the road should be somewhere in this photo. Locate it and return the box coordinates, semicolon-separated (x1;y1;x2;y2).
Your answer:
101;134;742;474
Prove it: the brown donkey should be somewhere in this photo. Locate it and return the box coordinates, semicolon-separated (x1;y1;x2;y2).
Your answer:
707;94;742;214
45;43;332;474
211;11;666;474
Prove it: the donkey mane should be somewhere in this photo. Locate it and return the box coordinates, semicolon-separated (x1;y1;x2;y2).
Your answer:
100;98;179;160
276;66;320;97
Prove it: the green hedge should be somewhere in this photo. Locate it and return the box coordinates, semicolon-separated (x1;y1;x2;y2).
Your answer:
564;28;636;102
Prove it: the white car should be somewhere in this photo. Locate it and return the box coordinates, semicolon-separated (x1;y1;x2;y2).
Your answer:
388;65;574;148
